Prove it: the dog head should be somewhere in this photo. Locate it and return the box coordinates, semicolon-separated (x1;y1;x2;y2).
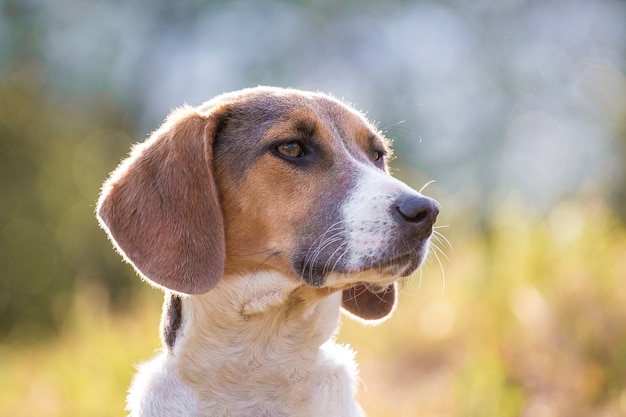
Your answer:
97;87;438;322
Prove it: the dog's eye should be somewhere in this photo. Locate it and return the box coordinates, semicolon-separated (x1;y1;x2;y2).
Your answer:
372;150;384;162
276;141;305;158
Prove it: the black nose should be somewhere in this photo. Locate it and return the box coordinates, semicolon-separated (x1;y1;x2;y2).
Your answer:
394;195;439;227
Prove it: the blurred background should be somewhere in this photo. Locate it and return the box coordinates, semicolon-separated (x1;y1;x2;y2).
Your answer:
1;0;626;416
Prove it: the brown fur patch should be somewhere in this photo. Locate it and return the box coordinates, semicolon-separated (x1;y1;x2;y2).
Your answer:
97;106;227;294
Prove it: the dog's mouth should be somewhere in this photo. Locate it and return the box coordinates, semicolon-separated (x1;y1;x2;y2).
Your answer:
369;252;422;277
295;247;427;288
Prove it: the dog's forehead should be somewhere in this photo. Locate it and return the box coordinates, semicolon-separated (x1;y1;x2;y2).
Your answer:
230;88;382;149
211;87;390;181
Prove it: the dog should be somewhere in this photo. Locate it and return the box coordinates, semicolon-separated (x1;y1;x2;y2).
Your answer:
97;86;439;417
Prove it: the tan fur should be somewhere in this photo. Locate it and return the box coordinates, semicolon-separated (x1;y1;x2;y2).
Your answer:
97;87;438;417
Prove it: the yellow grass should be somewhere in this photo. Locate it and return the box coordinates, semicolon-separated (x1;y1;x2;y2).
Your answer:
0;287;161;417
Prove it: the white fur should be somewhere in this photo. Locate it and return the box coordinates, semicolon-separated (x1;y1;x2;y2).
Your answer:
127;355;198;417
129;272;366;417
343;165;421;263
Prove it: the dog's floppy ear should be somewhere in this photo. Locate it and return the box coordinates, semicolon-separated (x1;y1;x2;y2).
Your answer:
341;283;397;323
97;105;227;294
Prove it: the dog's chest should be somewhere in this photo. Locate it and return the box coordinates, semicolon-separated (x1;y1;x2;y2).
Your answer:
188;342;364;417
168;288;365;416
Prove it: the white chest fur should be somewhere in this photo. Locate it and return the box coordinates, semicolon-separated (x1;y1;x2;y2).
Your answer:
127;272;366;417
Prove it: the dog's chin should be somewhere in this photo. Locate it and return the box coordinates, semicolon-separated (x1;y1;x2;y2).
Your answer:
295;245;428;288
375;253;423;277
305;254;424;290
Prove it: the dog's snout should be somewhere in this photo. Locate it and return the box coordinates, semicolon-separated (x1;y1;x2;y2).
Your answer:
394;195;439;227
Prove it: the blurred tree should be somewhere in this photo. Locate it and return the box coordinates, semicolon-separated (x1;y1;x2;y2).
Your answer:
0;68;140;342
0;0;160;343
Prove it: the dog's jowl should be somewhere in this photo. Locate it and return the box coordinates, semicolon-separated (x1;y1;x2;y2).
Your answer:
97;86;438;417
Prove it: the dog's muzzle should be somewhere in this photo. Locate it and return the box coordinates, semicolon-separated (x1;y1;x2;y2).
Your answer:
295;189;439;286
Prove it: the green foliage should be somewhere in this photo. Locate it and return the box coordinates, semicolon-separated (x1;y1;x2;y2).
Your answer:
0;72;140;341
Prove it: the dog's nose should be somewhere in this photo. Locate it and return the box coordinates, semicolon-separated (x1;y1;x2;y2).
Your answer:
393;195;439;228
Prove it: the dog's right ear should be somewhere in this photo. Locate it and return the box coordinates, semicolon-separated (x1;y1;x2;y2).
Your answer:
97;104;228;295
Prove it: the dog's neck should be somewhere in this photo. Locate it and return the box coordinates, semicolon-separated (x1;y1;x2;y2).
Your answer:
169;271;357;415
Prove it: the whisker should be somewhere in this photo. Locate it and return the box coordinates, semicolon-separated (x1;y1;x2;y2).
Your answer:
310;234;343;264
429;196;444;210
228;247;279;258
418;266;423;289
430;237;451;261
433;230;453;252
323;241;349;276
419;180;436;194
329;243;350;276
303;221;346;260
307;233;345;282
431;248;446;295
301;221;347;279
380;119;407;135
343;283;371;305
372;286;389;303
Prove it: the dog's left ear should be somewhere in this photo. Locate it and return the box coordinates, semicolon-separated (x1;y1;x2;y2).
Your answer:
97;104;228;295
341;283;397;323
